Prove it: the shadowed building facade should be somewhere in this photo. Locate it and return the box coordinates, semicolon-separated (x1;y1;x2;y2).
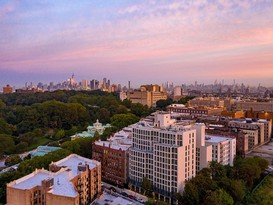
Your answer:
92;141;130;187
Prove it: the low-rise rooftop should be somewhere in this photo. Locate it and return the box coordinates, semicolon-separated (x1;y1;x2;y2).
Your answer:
92;191;137;205
205;135;233;143
8;154;100;197
94;141;131;151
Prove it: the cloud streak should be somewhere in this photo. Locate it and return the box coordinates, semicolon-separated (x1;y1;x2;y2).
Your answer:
0;0;273;86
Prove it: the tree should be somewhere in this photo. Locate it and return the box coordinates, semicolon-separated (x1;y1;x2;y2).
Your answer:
0;99;6;110
55;129;65;140
0;100;6;118
14;142;28;154
182;181;199;205
122;99;132;108
253;156;269;171
177;96;195;105
117;105;128;114
130;103;150;117
0;134;15;157
110;113;139;130
101;127;115;141
198;167;211;178
61;141;81;154
98;108;111;123
19;132;37;145
65;126;79;137
5;154;22;166
210;161;226;180
142;177;153;196
145;199;169;205
204;189;233;205
218;178;246;203
234;156;268;188
61;137;98;158
156;98;173;110
47;141;60;147
0;118;14;135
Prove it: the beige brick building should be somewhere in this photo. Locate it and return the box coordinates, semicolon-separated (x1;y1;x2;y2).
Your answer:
167;104;224;115
127;84;167;107
188;97;224;108
228;119;272;146
7;154;101;205
236;101;273;112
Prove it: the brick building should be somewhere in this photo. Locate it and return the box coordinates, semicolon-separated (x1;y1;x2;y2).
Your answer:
127;84;167;107
92;140;130;187
7;154;101;205
167;104;224;115
3;84;13;94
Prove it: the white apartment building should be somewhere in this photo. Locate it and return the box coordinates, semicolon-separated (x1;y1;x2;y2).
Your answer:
194;124;212;173
129;112;211;203
205;135;236;166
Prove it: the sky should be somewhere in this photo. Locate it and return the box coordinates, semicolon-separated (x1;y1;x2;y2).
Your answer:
0;0;273;87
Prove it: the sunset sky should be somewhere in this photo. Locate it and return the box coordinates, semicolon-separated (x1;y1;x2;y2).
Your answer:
0;0;273;87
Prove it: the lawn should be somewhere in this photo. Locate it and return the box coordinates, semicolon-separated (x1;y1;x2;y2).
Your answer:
248;174;273;205
27;136;53;151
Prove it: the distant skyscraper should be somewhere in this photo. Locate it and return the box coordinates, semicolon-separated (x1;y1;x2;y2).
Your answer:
82;79;88;90
90;79;99;90
117;84;122;91
49;82;54;91
103;78;107;89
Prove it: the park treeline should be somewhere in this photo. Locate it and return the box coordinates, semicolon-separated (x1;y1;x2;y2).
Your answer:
0;90;150;157
177;158;269;205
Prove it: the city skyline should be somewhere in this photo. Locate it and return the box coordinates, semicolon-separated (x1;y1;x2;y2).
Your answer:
1;1;273;86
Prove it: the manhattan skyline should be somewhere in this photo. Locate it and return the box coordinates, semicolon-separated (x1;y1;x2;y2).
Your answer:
0;0;273;87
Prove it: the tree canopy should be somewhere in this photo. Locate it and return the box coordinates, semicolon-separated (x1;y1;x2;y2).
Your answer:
110;113;139;130
0;90;153;155
179;159;269;205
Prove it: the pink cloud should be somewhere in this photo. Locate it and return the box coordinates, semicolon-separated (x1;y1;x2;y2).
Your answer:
0;5;14;18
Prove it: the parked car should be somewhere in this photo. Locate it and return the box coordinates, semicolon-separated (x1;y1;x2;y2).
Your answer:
109;187;116;192
137;198;145;203
121;192;128;197
128;195;136;200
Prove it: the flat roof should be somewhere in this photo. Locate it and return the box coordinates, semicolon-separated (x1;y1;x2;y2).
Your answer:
205;135;233;143
9;154;100;197
10;169;78;197
93;191;135;205
56;154;99;175
94;141;131;151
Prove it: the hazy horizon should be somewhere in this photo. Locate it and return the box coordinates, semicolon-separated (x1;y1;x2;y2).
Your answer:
1;1;273;87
